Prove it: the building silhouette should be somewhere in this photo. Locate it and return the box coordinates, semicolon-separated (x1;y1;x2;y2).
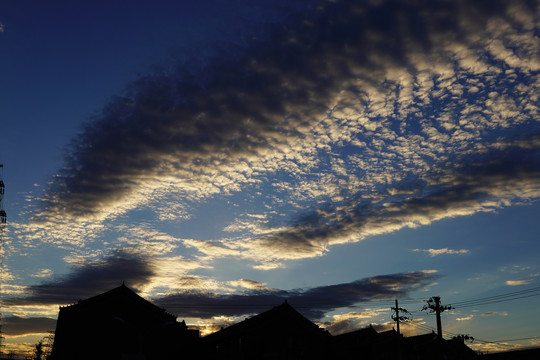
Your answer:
198;300;332;360
50;283;198;360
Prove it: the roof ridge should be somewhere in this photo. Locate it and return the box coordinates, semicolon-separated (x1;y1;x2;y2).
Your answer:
63;284;175;318
203;301;323;340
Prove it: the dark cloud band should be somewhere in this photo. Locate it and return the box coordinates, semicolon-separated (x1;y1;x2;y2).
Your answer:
3;251;153;306
3;316;56;336
156;271;439;319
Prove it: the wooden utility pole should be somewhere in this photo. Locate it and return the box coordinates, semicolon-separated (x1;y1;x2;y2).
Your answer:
434;297;443;340
391;299;410;335
423;296;453;340
391;299;410;360
395;299;401;334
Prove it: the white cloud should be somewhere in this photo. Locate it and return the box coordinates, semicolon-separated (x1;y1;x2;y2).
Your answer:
505;279;533;286
30;269;53;279
228;279;275;291
412;248;470;257
322;309;388;335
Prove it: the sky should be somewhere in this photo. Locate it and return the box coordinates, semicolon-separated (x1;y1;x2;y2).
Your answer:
1;0;540;357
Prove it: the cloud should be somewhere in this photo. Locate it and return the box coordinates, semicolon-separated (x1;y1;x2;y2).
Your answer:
505;279;533;286
3;251;154;306
412;248;470;257
156;271;440;319
228;279;275;291
456;315;474;321
2;316;56;336
480;311;508;317
499;265;532;274
236;137;540;261
30;269;53;278
22;0;538;254
321;309;388;335
2;244;438;323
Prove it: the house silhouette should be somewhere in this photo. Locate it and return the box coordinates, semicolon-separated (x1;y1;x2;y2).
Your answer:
50;283;198;360
198;300;332;360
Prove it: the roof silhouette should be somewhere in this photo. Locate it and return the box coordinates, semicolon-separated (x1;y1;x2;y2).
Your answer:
51;283;196;360
199;300;332;359
203;300;326;341
62;283;175;321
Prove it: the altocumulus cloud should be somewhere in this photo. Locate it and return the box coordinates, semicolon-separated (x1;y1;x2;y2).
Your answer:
26;0;540;264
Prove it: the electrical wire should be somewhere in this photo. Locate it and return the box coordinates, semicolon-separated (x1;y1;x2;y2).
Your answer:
453;286;540;304
451;286;540;308
455;293;540;309
474;336;540;344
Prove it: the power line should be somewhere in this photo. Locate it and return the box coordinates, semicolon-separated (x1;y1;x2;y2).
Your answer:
452;286;540;308
453;286;540;303
474;336;540;344
402;319;442;336
455;293;540;309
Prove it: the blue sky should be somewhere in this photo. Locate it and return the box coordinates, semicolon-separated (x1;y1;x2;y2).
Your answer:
1;0;540;356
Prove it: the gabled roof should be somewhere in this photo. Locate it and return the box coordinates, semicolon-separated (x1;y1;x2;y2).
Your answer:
60;283;175;321
203;301;328;342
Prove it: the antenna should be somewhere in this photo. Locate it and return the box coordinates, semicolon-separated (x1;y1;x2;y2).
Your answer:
0;163;5;247
0;163;5;356
0;163;5;269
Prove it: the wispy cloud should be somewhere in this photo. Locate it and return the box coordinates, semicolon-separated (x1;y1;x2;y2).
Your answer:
480;311;508;317
412;248;470;257
228;279;276;291
505;279;533;286
30;269;53;279
322;309;389;335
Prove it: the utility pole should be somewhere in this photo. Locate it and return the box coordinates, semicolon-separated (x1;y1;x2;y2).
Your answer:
394;299;401;334
392;299;410;360
391;299;410;335
422;296;453;341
